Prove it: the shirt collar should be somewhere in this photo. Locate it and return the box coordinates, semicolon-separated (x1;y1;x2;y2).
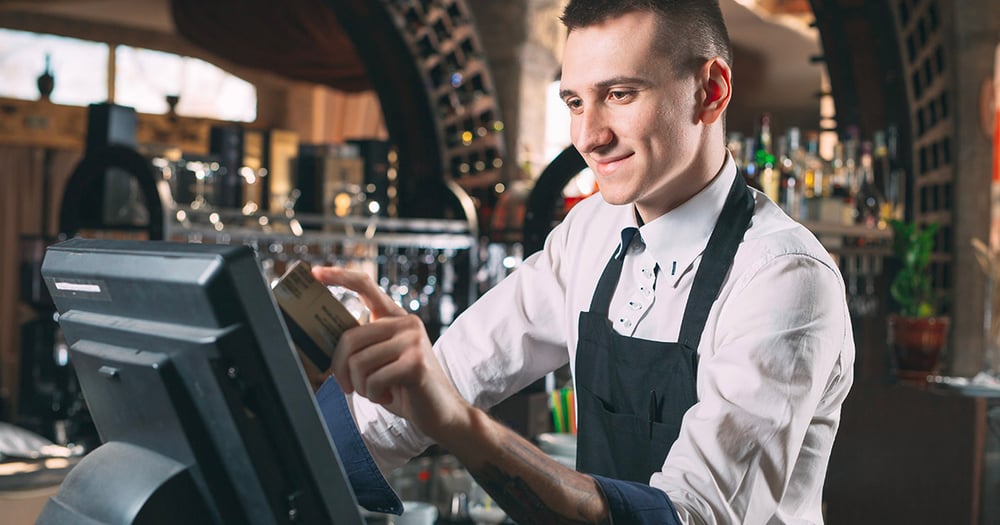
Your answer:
636;150;738;286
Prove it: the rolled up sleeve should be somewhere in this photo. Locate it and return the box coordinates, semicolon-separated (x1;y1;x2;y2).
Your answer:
316;377;403;515
592;474;682;524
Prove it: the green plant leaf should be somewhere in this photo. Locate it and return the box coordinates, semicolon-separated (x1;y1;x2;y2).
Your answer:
889;220;939;318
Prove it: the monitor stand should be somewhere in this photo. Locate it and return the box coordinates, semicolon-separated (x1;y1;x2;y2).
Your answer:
36;441;213;525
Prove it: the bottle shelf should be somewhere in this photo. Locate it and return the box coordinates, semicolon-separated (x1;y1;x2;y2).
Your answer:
798;220;893;241
378;0;508;190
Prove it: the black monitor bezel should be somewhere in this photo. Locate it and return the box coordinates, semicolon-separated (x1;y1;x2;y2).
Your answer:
39;238;362;524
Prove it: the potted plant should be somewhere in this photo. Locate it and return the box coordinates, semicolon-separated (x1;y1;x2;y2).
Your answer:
886;219;949;379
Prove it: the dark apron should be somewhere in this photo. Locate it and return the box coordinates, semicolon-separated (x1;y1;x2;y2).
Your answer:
575;174;754;483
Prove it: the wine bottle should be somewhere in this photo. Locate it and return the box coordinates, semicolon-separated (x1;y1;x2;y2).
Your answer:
885;125;906;220
741;136;762;191
872;131;893;227
778;128;802;219
755;113;779;202
854;141;884;228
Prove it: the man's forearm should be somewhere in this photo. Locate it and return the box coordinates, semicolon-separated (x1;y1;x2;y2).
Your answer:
438;406;611;525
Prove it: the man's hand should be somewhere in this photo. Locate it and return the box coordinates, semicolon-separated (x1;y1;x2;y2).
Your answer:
312;266;610;524
311;266;473;440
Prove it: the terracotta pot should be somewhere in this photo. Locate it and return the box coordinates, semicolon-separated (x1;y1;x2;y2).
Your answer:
887;314;950;377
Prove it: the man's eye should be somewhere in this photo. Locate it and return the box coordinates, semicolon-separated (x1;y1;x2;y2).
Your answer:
609;90;632;101
565;98;582;110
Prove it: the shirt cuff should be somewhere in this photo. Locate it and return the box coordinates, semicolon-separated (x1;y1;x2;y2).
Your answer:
591;474;681;525
316;376;403;515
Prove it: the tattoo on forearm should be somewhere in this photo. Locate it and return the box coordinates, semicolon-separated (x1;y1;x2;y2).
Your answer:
470;438;611;525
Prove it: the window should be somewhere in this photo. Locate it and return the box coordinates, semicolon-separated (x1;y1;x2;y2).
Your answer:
115;46;256;122
0;29;256;122
0;28;108;105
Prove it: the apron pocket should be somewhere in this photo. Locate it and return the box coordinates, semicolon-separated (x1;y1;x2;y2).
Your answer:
576;384;682;481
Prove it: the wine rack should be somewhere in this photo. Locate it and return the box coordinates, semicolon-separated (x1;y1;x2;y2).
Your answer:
389;0;507;191
323;0;508;218
891;0;955;302
811;0;955;310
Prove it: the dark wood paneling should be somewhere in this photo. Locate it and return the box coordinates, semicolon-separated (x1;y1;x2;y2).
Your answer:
826;384;987;524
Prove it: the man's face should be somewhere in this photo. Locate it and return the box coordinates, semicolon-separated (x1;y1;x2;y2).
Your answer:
560;11;705;221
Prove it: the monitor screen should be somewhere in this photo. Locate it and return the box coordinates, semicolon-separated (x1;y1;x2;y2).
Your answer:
37;238;363;525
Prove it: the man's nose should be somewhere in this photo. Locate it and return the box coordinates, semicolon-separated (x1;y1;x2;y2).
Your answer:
573;108;613;154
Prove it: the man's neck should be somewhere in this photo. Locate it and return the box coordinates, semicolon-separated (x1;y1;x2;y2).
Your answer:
633;145;729;224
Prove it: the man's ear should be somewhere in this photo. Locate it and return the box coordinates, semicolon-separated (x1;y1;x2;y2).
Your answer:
698;57;732;124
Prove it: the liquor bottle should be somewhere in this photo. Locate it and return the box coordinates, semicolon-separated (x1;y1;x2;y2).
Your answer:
778;128;802;219
828;140;856;225
872;131;894;226
854;141;884;228
741;136;762;191
842;126;861;197
729;131;761;190
797;131;815;220
801;131;824;197
755;113;779;202
885;125;906;220
829;141;846;197
727;132;744;172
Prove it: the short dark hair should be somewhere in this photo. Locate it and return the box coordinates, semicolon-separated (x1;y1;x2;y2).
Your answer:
561;0;732;73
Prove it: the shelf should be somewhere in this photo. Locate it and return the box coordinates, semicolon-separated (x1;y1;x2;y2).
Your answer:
168;207;476;252
445;134;502;158
798;220;893;240
168;223;476;251
440;96;498;127
429;57;492;99
173;206;473;234
451;170;502;191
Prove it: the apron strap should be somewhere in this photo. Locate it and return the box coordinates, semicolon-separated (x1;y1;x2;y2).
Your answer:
677;174;755;351
589;227;639;315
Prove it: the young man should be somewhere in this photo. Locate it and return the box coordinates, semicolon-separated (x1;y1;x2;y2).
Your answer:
314;1;854;523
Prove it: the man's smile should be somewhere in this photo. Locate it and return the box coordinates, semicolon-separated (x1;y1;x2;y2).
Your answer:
592;152;635;176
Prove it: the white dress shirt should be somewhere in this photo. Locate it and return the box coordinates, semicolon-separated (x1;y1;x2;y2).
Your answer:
348;152;855;524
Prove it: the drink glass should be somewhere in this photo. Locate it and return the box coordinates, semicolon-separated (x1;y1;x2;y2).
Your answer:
468;480;506;525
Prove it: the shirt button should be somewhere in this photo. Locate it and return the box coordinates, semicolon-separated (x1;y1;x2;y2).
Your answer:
622;319;633;328
641;268;654;279
639;286;651;297
628;301;642;310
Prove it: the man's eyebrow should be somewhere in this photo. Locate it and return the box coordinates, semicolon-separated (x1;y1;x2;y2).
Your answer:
558;87;577;100
559;76;652;99
596;76;651;89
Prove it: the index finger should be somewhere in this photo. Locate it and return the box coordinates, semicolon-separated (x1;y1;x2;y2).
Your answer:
312;266;405;319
